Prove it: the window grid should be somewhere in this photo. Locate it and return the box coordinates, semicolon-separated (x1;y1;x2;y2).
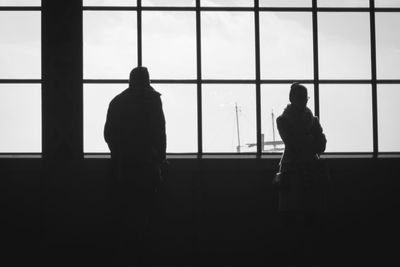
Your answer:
0;4;41;155
369;0;379;157
196;0;203;155
82;0;400;156
1;1;399;156
254;0;262;157
0;4;41;83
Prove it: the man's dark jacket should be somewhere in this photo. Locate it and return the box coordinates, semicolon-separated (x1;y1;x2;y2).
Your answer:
104;85;166;165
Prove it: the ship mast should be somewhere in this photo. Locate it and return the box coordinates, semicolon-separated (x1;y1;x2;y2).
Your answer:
235;103;241;153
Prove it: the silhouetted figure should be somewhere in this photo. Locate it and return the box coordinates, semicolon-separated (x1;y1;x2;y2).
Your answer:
104;66;166;266
276;82;327;263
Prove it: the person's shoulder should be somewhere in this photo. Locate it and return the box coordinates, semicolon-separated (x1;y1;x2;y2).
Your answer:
277;114;287;122
110;88;130;104
147;86;161;97
276;114;289;130
276;107;289;123
145;87;162;102
305;107;315;116
306;108;320;123
312;115;323;129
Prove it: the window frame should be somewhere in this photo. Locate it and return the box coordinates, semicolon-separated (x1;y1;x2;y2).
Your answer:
1;0;400;157
82;0;400;157
0;4;42;156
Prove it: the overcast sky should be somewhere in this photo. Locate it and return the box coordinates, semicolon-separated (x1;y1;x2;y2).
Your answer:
0;0;399;153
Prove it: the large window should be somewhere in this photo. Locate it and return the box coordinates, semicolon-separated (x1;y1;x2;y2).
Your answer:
0;2;41;153
2;0;387;156
0;1;398;155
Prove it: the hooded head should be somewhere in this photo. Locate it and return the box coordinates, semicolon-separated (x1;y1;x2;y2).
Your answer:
289;82;309;111
129;66;150;88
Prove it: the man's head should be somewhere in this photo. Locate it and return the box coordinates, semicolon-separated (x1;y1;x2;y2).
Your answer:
129;66;150;88
289;82;309;110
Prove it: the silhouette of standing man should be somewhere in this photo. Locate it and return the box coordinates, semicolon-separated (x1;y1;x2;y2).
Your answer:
276;82;327;263
104;66;166;265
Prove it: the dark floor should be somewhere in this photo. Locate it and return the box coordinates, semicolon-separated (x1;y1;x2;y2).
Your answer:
3;158;400;266
4;197;399;266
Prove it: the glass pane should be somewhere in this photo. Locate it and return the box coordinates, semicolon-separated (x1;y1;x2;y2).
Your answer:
320;84;373;152
376;13;400;79
378;85;400;152
85;83;196;153
201;0;253;7
143;0;195;6
84;84;127;153
203;84;256;153
318;0;369;7
0;0;40;6
375;0;400;7
83;0;135;6
142;11;196;79
157;85;197;153
0;84;41;153
0;11;41;79
260;12;313;79
261;84;314;152
260;0;311;7
201;12;255;79
318;13;371;79
83;11;137;79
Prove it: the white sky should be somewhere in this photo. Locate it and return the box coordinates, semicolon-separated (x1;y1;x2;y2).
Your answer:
0;0;41;6
1;1;400;153
143;11;196;79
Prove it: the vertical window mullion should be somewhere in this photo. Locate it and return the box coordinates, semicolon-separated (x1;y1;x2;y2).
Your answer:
196;0;202;156
312;0;320;118
254;0;261;157
137;0;142;66
370;0;378;156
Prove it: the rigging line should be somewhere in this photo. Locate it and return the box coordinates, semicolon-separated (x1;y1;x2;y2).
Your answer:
234;104;257;152
235;102;241;152
236;108;257;145
231;111;236;151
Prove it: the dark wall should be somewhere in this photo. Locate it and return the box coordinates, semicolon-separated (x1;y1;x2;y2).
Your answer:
2;158;400;265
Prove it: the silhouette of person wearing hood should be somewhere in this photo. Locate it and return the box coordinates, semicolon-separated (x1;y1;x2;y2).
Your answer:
277;83;326;175
104;66;166;265
276;82;327;263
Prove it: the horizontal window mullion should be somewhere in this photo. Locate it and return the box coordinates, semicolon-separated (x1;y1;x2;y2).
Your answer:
83;6;138;11
375;8;400;12
376;80;400;84
81;80;400;84
201;79;255;84
142;6;196;11
0;7;41;11
83;79;258;84
0;79;42;83
151;79;198;84
83;79;128;83
260;80;314;84
81;7;400;12
83;7;253;11
316;8;370;12
318;80;373;84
